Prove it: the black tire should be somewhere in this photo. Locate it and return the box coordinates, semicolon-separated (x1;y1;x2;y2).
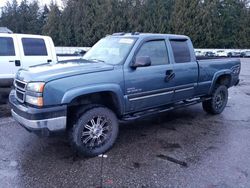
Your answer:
70;106;119;157
202;85;228;115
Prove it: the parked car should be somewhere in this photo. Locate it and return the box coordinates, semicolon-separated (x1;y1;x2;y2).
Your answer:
216;50;227;57
9;33;241;157
204;51;216;57
241;51;250;57
195;50;204;57
227;51;241;57
0;32;57;103
74;49;87;56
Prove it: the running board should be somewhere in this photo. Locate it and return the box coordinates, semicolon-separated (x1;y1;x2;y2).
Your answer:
122;97;211;121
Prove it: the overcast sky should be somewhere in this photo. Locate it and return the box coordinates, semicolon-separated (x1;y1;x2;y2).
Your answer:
0;0;63;7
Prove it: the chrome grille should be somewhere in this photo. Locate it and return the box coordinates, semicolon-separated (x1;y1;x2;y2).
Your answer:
14;79;27;103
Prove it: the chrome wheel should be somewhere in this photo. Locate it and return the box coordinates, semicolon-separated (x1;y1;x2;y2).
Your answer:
81;116;111;148
215;90;225;110
71;106;119;157
202;85;228;115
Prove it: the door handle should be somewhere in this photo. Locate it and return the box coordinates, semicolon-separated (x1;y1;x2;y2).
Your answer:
10;60;21;66
166;70;173;75
15;60;21;66
47;59;52;63
165;70;175;82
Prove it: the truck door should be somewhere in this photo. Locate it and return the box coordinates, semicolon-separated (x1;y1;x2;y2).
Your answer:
17;36;53;69
0;35;20;84
124;39;175;112
169;39;199;101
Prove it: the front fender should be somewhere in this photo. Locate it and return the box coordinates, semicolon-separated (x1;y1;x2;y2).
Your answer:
61;84;125;114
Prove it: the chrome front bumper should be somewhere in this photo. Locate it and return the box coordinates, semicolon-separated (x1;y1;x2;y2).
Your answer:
11;109;66;132
11;110;67;132
9;90;67;136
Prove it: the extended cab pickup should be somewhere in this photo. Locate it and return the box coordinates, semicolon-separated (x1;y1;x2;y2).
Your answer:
9;33;241;157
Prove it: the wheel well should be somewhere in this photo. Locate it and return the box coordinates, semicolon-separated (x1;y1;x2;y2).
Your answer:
67;92;121;128
216;74;231;88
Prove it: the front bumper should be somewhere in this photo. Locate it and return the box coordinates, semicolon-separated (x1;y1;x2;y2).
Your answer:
9;90;67;136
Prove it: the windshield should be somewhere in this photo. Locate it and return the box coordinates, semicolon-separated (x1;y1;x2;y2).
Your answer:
83;37;136;65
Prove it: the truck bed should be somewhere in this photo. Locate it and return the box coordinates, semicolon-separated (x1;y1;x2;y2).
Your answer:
195;58;240;96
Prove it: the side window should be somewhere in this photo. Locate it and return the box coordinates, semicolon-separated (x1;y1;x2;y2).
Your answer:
170;40;191;63
22;38;48;56
0;37;15;56
136;40;169;66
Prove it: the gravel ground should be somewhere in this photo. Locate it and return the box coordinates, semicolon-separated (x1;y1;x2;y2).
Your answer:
0;58;250;188
0;104;10;118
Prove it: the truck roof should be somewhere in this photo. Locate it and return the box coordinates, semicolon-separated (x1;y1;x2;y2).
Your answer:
0;32;50;38
111;32;189;40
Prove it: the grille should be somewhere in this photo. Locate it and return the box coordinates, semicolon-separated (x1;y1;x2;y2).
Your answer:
14;79;27;103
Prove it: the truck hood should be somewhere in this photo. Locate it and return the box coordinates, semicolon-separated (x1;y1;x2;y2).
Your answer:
16;59;114;82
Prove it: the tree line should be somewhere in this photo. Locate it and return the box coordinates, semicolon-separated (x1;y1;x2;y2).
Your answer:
0;0;250;48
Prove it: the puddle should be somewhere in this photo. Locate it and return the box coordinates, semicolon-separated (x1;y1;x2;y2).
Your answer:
9;161;18;167
0;169;18;179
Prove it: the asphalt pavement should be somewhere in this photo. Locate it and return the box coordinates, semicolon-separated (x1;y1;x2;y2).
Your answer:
0;59;250;188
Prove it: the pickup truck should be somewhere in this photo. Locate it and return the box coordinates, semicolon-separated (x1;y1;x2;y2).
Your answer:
9;33;241;157
0;30;57;103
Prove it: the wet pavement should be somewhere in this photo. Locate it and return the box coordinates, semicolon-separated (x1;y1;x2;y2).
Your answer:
0;59;250;188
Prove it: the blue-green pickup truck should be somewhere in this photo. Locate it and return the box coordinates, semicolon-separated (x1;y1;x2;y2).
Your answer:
9;33;241;157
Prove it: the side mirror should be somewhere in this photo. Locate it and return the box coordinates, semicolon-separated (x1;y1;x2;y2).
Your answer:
131;56;151;68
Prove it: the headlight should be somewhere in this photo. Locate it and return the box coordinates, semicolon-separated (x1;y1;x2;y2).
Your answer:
25;95;43;107
26;82;45;93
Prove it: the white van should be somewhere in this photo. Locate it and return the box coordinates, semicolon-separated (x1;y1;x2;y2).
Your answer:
0;32;57;102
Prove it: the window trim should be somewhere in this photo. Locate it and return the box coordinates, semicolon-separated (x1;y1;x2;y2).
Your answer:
170;39;191;64
21;37;48;56
133;39;170;67
0;37;16;56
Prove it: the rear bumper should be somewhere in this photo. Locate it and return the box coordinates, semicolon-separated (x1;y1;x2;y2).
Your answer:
9;90;67;136
234;79;240;86
231;75;240;86
0;78;13;87
0;78;13;103
0;87;11;104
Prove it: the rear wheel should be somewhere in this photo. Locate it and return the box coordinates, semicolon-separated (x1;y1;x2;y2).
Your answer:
202;85;228;115
70;106;119;157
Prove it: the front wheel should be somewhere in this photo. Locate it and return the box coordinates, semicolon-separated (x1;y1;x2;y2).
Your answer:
70;106;119;157
202;85;228;115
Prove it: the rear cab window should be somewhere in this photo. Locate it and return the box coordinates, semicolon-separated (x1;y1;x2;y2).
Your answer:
0;37;15;56
170;40;191;63
136;40;169;66
21;38;48;56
